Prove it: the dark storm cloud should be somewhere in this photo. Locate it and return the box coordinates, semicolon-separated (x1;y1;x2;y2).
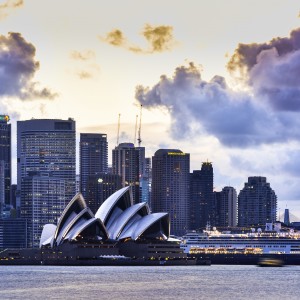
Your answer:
0;32;57;100
0;0;23;20
228;28;300;111
135;62;300;147
100;24;175;54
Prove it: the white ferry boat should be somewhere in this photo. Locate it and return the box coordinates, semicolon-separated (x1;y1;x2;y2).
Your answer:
180;223;300;264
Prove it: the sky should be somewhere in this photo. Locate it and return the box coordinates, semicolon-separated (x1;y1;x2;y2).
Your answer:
1;0;300;219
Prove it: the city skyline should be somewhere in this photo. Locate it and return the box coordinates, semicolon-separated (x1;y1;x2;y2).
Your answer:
0;1;300;217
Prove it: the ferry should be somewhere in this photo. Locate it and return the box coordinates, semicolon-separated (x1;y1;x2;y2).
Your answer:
180;223;300;265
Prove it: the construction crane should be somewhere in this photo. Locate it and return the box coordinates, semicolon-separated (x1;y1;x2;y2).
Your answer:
116;113;121;146
134;114;138;146
137;105;142;147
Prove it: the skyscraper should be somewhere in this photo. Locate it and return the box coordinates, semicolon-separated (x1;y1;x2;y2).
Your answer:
80;133;108;209
284;208;290;226
218;186;238;227
238;176;277;227
151;149;190;236
0;115;11;206
189;162;214;230
112;143;141;204
17;118;76;247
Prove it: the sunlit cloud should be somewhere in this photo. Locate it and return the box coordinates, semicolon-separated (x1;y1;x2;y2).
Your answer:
69;49;99;80
0;0;23;20
70;50;96;61
100;24;175;54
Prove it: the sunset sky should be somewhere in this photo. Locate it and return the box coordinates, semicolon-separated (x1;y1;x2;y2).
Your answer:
1;0;300;218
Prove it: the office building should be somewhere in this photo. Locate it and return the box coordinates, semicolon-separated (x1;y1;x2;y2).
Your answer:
0;218;27;249
112;143;140;203
84;173;122;213
151;149;190;236
284;208;290;226
80;133;108;208
238;176;277;227
0;115;11;205
17;118;76;247
189;162;214;230
218;186;238;227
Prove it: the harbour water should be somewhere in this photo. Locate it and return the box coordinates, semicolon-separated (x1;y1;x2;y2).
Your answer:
0;265;299;300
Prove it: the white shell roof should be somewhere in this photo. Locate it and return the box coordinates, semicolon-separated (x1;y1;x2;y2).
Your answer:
39;224;57;248
95;186;131;223
54;193;87;240
108;202;150;240
119;212;169;241
67;218;107;241
56;207;94;246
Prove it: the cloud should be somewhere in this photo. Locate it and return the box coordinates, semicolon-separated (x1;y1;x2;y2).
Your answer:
70;50;95;61
228;28;300;111
0;0;23;20
69;49;99;79
135;62;300;147
0;32;57;100
100;24;175;54
77;71;93;79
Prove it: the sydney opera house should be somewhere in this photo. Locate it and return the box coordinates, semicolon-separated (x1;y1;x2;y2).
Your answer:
1;187;192;265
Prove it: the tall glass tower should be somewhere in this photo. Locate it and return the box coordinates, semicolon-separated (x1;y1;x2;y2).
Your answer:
190;162;214;230
80;133;108;211
0;115;11;206
17;118;76;247
151;149;190;236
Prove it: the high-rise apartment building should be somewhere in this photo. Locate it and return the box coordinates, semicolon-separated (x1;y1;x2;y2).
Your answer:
80;133;108;208
112;143;140;204
218;186;238;227
189;162;214;230
17;118;76;247
238;176;277;227
151;149;190;236
0;115;11;206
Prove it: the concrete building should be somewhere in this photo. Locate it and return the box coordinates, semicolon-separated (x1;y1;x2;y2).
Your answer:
218;186;238;227
238;176;277;227
17;118;76;247
151;149;190;236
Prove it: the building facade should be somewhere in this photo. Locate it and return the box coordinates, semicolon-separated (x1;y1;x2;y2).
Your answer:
112;143;141;204
151;149;190;236
0;115;11;206
238;176;277;227
219;186;238;227
189;162;214;230
0;218;27;249
80;133;108;208
17;118;76;247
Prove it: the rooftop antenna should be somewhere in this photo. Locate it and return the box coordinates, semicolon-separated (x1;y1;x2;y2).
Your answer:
134;114;138;146
116;113;121;146
137;105;143;147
